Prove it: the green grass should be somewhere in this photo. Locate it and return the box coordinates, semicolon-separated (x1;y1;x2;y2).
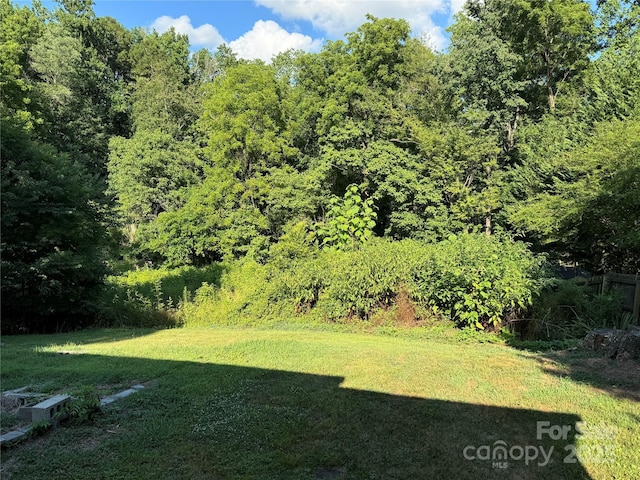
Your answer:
1;326;639;479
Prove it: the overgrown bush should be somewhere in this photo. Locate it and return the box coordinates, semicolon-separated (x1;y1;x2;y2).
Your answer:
99;264;226;328
99;282;180;328
409;234;547;330
180;260;272;326
523;280;629;340
181;234;547;330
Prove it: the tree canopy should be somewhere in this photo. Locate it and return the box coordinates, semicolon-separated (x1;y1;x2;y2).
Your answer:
1;0;638;331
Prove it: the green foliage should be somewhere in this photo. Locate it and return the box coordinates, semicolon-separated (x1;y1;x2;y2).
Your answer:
199;62;294;180
100;283;180;329
347;15;410;92
448;1;527;149
315;184;377;249
23;1;133;168
107;130;204;225
183;234;546;330
1;118;108;333
135;168;269;266
524;280;629;340
128;29;196;135
408;234;546;329
101;264;225;327
2;4;637;334
509;117;640;272
509;0;596;113
62;385;101;423
180;260;271;327
28;420;53;438
0;0;42;127
268;220;318;268
247;166;325;237
586;2;640;121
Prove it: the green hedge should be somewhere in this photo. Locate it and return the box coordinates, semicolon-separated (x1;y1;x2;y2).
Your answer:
183;234;547;330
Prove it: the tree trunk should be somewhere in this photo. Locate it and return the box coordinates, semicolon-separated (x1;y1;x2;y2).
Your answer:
485;210;492;236
485;164;492;236
505;108;519;152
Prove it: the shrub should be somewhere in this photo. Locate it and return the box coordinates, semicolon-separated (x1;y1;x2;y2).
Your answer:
164;231;548;330
180;260;272;326
182;234;546;330
100;264;225;328
314;242;409;319
315;184;377;250
409;234;546;330
523;280;628;340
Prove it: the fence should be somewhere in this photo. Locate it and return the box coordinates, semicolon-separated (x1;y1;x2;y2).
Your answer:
575;273;640;325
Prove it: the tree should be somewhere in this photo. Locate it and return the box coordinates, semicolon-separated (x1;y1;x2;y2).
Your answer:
107;28;204;263
397;38;452;125
448;3;528;153
107;131;204;226
347;15;410;93
505;0;596;114
508;118;640;272
135;168;269;265
25;1;133;170
584;0;640;121
199;62;294;181
0;0;41;126
1;118;108;332
128;29;197;136
191;44;241;85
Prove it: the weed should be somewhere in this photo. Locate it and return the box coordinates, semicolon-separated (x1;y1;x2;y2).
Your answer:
62;386;101;424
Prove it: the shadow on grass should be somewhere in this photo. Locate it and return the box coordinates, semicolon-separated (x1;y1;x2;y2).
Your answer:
505;331;640;403
532;349;640;403
0;329;162;350
1;352;593;480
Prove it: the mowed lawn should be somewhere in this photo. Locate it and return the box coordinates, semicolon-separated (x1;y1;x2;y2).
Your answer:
1;327;639;479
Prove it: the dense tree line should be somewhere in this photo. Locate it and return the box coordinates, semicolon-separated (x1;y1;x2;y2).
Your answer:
1;0;638;331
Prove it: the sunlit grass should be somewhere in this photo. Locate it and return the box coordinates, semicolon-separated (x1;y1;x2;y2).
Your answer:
1;327;638;479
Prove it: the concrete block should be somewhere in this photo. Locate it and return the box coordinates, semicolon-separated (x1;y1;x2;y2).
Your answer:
1;386;29;395
0;427;30;447
2;392;46;409
29;394;72;422
99;385;144;407
17;406;34;421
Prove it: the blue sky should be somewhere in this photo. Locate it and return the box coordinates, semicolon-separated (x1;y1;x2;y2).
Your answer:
19;1;470;60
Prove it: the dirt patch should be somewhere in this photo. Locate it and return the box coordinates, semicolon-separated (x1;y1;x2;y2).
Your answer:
72;423;125;452
395;285;417;327
538;351;640;401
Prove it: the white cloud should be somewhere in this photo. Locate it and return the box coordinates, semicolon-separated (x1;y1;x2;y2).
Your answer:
418;24;448;52
255;0;451;50
229;20;323;62
449;0;468;15
151;15;225;49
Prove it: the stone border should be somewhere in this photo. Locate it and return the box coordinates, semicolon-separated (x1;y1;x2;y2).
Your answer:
0;384;147;448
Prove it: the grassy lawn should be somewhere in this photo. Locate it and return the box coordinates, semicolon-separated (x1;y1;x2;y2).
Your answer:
1;326;639;479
